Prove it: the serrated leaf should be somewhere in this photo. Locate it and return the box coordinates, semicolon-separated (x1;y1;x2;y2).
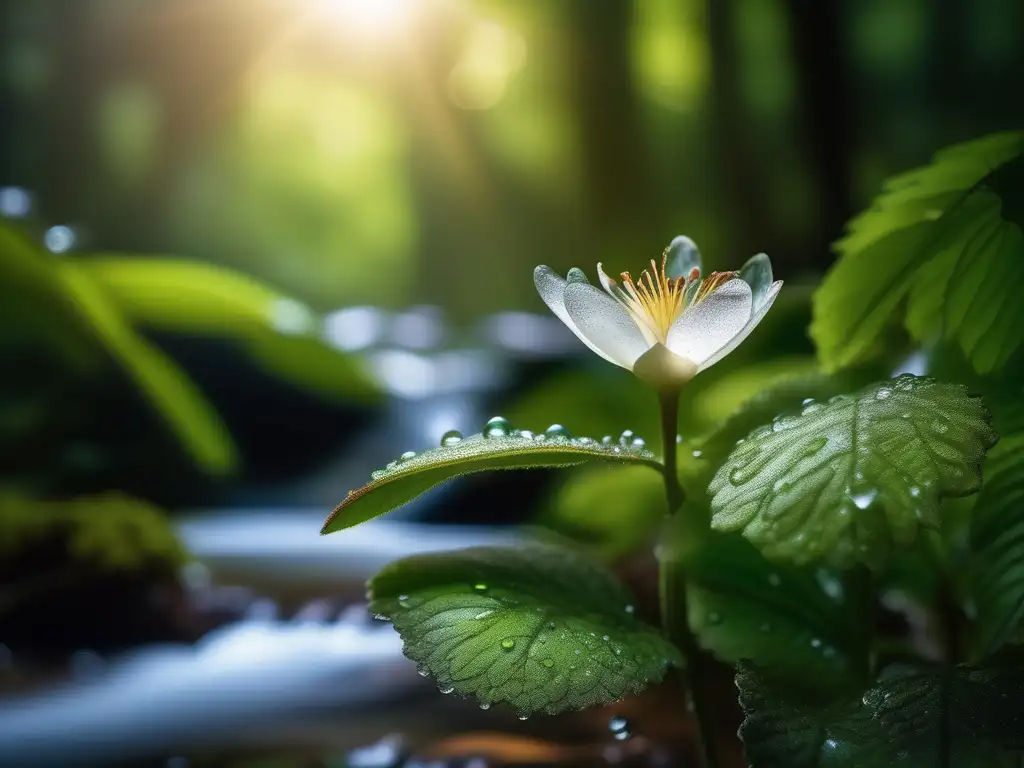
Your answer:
813;130;1024;374
682;531;867;695
709;375;996;568
368;543;681;716
77;258;380;404
970;433;1024;656
737;650;1024;767
322;427;661;533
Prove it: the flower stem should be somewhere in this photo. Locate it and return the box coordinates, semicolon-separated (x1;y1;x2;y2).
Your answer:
657;390;720;768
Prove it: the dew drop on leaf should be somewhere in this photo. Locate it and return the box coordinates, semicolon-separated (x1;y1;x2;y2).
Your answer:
473;582;488;591
545;424;572;440
875;388;892;400
541;658;555;668
519;429;535;440
850;489;878;509
479;702;490;710
501;639;516;650
399;451;416;462
692;449;703;458
440;430;463;447
484;416;511;438
439;686;454;694
601;435;614;445
618;429;634;447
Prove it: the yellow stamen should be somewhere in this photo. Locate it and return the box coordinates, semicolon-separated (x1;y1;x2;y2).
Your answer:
616;254;690;343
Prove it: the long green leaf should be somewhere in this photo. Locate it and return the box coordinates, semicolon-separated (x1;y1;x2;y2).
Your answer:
322;425;661;533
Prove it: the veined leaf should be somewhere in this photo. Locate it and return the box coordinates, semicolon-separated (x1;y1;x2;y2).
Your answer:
322;425;661;533
709;375;996;568
737;650;1024;767
682;531;867;695
76;258;380;404
813;130;1024;374
369;543;681;716
970;432;1024;656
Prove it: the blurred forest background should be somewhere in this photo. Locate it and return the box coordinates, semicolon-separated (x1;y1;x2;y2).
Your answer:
0;0;1023;766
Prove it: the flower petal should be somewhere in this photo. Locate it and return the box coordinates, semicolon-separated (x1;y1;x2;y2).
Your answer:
563;282;651;369
665;235;702;281
596;262;659;346
666;278;753;366
738;252;774;311
534;266;617;363
696;280;783;371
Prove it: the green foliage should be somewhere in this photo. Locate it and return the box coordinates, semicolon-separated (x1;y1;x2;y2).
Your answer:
683;531;868;695
0;223;238;475
322;424;662;533
76;258;380;404
709;375;996;569
813;130;1024;374
969;432;1024;656
540;464;665;560
737;650;1024;767
368;543;681;716
0;492;187;573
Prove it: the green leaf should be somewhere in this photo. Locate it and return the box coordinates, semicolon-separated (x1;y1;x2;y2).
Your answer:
77;258;381;404
56;266;238;475
683;531;867;695
322;425;661;533
368;543;681;716
970;433;1024;656
813;130;1024;374
737;650;1024;767
709;375;996;568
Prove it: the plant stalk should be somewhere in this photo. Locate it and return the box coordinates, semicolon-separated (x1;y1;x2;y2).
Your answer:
657;390;720;768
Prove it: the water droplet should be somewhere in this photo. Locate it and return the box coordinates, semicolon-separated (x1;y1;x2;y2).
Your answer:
909;486;921;498
631;436;646;448
767;573;782;587
439;686;455;694
474;582;488;591
729;467;755;486
518;714;529;721
548;621;557;629
417;668;430;677
576;436;594;445
474;610;495;620
851;489;878;510
398;594;410;607
816;569;844;601
602;634;610;641
386;460;399;471
399;450;417;462
501;639;516;650
479;702;490;710
618;429;634;446
371;469;385;480
614;647;622;656
519;429;535;440
484;416;511;438
574;649;581;655
802;398;814;405
624;604;635;614
608;715;632;740
676;434;684;444
811;638;822;649
691;449;703;458
440;430;463;446
545;423;572;440
601;435;614;445
611;445;621;453
875;388;892;401
541;658;554;668
773;479;793;495
802;436;829;456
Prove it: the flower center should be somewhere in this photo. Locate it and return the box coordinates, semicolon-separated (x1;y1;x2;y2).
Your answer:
618;255;697;344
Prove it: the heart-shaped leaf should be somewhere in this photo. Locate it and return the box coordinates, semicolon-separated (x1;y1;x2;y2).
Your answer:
322;423;661;533
737;649;1024;767
709;375;996;568
368;543;682;716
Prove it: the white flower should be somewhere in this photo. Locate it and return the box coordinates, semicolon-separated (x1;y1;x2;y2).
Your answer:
534;236;783;390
